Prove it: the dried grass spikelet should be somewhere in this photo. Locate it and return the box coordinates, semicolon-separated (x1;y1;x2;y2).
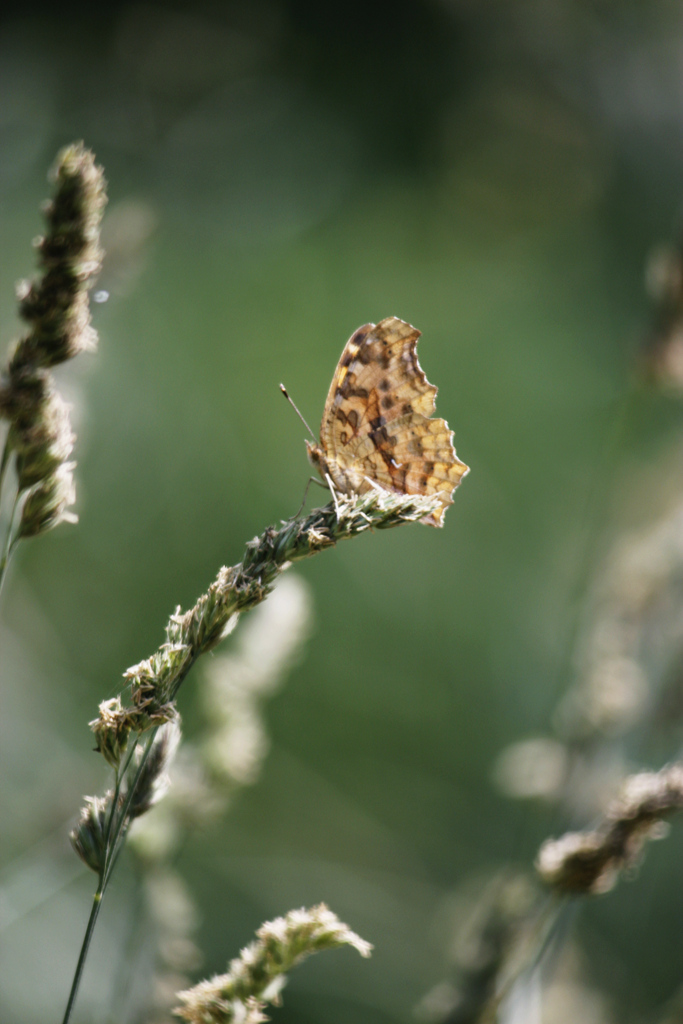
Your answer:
0;142;106;541
89;490;433;774
17;461;78;538
11;388;75;490
89;687;178;769
128;575;313;869
126;719;182;819
173;904;371;1024
537;763;683;894
72;721;182;874
89;696;135;768
69;794;111;874
11;142;105;370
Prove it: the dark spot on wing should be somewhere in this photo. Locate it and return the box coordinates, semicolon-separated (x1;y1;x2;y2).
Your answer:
381;394;394;410
336;408;347;424
346;408;359;431
369;416;386;430
376;450;403;468
379;378;390;392
402;402;412;415
338;375;369;401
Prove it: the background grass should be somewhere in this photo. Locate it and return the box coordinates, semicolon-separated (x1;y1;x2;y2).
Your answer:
3;2;683;1021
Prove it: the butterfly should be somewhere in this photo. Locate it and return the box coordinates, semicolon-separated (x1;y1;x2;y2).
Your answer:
305;316;468;526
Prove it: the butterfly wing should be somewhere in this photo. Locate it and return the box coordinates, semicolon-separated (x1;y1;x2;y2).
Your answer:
320;316;469;526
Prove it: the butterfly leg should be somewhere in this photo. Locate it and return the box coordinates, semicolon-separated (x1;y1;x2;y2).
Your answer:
292;476;328;519
325;472;341;517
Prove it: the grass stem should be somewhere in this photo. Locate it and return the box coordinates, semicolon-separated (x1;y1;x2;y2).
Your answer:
0;434;11;510
60;882;105;1024
0;489;20;599
61;730;158;1023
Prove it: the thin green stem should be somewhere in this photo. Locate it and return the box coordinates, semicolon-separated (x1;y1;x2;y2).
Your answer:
101;739;137;870
0;433;11;509
60;880;105;1024
102;731;157;887
61;730;157;1024
102;820;131;891
0;488;21;599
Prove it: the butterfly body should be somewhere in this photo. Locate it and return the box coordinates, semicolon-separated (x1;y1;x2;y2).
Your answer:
307;316;468;526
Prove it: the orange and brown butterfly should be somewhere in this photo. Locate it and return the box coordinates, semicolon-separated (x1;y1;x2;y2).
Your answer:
305;316;469;527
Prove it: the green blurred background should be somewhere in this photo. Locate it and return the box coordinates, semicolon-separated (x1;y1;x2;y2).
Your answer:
3;2;683;1022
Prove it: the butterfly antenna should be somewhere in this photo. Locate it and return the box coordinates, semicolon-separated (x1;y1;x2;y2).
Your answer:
280;384;316;441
